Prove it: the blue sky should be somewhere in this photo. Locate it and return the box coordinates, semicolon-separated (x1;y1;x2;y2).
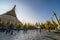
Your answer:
0;0;60;23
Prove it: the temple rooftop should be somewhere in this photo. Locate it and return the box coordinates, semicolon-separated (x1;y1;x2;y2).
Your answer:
0;5;22;26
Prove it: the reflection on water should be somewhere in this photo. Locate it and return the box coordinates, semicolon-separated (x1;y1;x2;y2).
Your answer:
13;30;41;40
0;29;58;40
0;29;42;40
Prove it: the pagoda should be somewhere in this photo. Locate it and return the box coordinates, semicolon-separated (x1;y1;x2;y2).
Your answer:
0;5;22;27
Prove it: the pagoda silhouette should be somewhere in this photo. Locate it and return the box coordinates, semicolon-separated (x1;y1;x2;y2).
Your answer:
0;5;22;26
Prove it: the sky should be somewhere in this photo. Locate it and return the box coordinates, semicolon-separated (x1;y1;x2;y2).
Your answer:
0;0;60;24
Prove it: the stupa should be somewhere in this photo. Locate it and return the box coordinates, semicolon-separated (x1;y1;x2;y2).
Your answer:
0;5;22;26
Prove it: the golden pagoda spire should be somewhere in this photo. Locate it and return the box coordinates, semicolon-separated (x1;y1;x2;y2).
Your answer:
3;5;16;17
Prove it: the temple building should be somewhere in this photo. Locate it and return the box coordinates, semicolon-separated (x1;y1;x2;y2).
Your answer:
0;5;22;27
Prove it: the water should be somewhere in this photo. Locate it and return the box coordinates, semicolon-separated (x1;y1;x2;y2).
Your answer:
0;29;60;40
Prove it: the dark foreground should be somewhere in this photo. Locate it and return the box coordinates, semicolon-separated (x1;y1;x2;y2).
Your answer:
0;29;60;40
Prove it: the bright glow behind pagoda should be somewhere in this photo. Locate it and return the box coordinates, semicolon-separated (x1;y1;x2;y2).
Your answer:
0;0;60;23
0;0;41;23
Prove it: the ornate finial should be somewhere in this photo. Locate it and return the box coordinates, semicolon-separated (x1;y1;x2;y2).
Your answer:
13;5;16;10
52;11;56;16
3;5;16;17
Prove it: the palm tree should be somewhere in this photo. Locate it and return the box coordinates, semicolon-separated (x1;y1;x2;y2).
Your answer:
45;20;50;30
51;19;58;30
23;23;28;29
18;23;22;29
